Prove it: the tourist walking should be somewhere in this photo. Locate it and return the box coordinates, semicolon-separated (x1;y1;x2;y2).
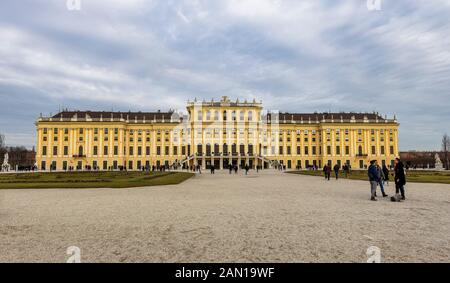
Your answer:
333;163;340;180
234;165;238;174
382;164;390;186
323;165;331;181
368;160;380;201
376;161;388;197
394;158;406;200
229;164;233;174
210;166;215;174
245;164;249;175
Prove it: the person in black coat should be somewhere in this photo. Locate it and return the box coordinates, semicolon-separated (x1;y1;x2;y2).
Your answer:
394;158;406;200
382;164;390;185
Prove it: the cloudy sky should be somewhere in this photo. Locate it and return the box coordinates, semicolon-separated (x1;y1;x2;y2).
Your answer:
0;0;449;150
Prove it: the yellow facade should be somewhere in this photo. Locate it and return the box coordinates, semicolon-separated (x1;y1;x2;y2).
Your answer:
35;96;399;171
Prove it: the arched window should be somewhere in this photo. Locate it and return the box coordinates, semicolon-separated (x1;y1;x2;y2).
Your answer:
198;110;202;121
197;144;203;156
206;111;211;121
223;143;229;155
223;111;227;121
206;144;211;156
232;144;237;155
240;144;245;155
248;144;254;155
240;111;245;121
214;144;220;155
232;111;236;121
214;111;219;121
248;111;253;121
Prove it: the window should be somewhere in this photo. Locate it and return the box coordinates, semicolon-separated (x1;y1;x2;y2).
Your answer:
173;146;178;155
114;146;119;156
103;161;108;170
304;146;309;155
380;146;385;155
390;146;394;155
372;146;376;155
146;146;150;156
138;146;142;156
93;146;98;156
312;146;317;155
206;111;211;121
240;111;245;121
248;111;253;121
345;146;350;155
64;146;68;156
53;146;58;156
157;146;161;155
336;146;340;155
198;111;202;121
54;128;58;135
78;146;84;156
79;128;83;134
129;146;134;156
165;146;169;155
297;146;301;155
327;146;331;155
287;146;291;155
103;146;108;156
214;111;219;121
279;146;284;155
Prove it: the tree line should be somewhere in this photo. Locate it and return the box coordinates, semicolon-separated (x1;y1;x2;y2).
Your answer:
0;133;36;170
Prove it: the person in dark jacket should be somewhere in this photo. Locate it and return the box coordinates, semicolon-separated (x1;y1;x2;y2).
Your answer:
368;160;380;201
382;164;390;186
394;158;406;200
376;161;388;197
333;164;340;180
323;164;331;181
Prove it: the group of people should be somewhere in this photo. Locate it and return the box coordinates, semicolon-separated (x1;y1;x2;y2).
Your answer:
368;158;406;202
323;159;407;202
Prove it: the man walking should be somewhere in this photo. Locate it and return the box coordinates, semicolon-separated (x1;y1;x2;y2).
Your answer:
394;158;406;200
333;163;340;180
376;161;388;197
368;160;380;201
382;164;390;186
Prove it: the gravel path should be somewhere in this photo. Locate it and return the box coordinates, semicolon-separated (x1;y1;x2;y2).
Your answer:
1;170;449;263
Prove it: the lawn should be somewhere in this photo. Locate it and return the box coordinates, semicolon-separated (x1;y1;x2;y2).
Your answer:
287;170;450;185
0;171;195;189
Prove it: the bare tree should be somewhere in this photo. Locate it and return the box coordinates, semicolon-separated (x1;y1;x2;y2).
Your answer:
443;134;450;170
0;133;6;164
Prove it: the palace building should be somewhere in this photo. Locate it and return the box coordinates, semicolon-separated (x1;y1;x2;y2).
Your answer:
35;96;399;171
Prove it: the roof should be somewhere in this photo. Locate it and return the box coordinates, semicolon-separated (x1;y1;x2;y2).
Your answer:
277;112;387;122
51;111;174;120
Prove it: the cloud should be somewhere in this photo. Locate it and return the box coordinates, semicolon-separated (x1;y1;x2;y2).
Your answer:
0;0;449;150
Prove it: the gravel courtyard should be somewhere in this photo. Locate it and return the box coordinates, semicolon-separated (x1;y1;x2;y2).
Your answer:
1;170;449;263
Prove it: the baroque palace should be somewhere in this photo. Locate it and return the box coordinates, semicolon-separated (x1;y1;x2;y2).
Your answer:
35;96;399;171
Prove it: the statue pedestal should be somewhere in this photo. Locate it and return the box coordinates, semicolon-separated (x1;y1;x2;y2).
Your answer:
435;154;444;171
